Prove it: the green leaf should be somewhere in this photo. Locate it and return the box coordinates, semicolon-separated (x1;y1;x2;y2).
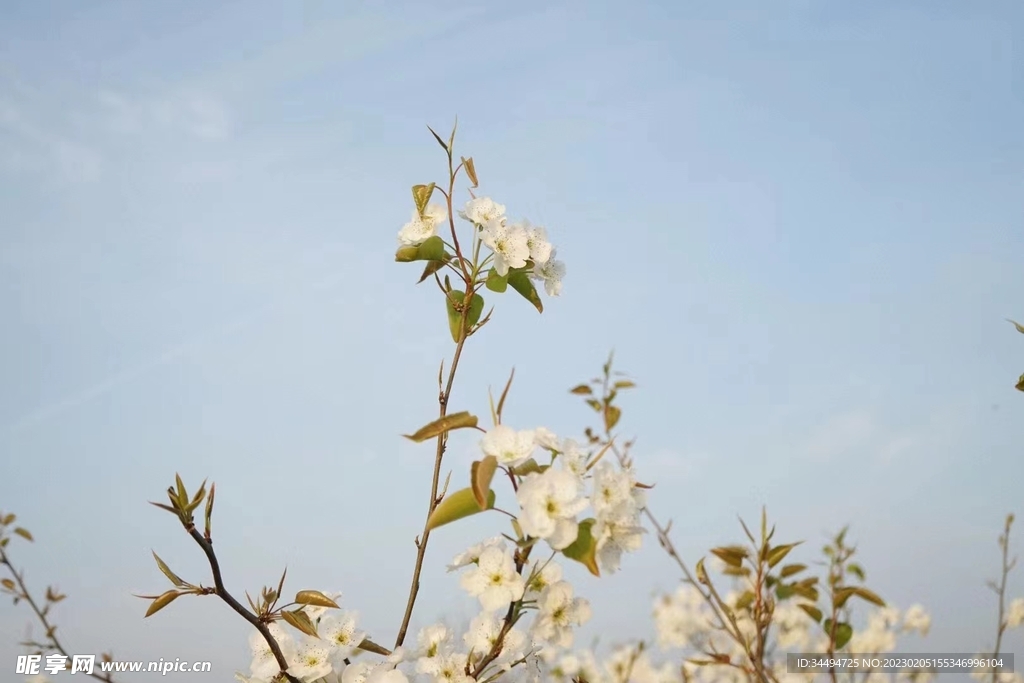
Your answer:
1008;319;1024;334
508;269;543;313
426;487;495;531
485;268;509;293
835;622;853;649
846;562;865;581
798;603;823;623
734;590;755;610
294;591;340;609
412;183;436;215
775;584;796;600
779;563;806;578
144;590;180;618
397;235;447;263
466;292;484;329
710;546;749;569
471;456;498;510
561;519;600;577
13;527;32;542
510;458;548;476
403;411;479;443
446;291;465;342
767;542;801;568
569;384;592;396
1016;372;1024;392
418;258;448;284
833;587;857;609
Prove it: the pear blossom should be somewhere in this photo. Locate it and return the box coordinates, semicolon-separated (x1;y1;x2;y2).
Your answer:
531;252;566;296
448;536;507;571
481;218;529;276
480;425;536;467
531;581;592;648
516;469;589;550
533;426;561;451
459;545;526;611
525;559;564;598
521;220;553;264
459;197;505;227
249;623;297;680
902;603;931;635
1006;597;1024;628
290;640;333;681
398;204;447;246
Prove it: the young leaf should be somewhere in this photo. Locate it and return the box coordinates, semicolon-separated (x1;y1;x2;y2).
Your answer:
412;183;436;216
152;551;186;588
471;456;499;509
561;519;600;577
12;527;32;542
798;603;823;623
569;384;592;396
496;367;515;421
417;236;446;262
281;609;320;638
1016;372;1024;392
144;590;181;618
404;411;479;442
461;156;478;187
426;487;496;531
1008;319;1024;334
427;126;448;153
508;269;543;313
510;459;547;476
850;586;885;607
767;542;801;568
294;591;340;609
779;563;807;578
710;546;748;569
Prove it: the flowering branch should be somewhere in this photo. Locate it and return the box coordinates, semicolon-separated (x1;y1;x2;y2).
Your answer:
985;513;1017;683
0;512;118;683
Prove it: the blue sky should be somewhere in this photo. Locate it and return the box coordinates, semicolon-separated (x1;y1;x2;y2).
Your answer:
1;0;1022;680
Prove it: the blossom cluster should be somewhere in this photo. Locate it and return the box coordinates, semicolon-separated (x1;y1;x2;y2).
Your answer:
398;197;566;297
234;425;649;683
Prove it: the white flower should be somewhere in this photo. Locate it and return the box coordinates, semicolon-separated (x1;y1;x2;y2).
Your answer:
557;439;588;479
291;640;333;681
448;536;507;571
521;220;553;264
591;461;640;518
516;469;589;550
415;624;453;675
533;426;561;451
532;581;592;648
531;252;565;296
481;218;530;276
902;604;931;635
593;510;645;573
1006;597;1024;629
459;197;506;226
459;545;526;611
398;204;447;246
525;559;564;598
432;652;474;683
321;610;366;662
249;624;297;680
480;425;536;467
462;610;526;665
653;585;712;649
